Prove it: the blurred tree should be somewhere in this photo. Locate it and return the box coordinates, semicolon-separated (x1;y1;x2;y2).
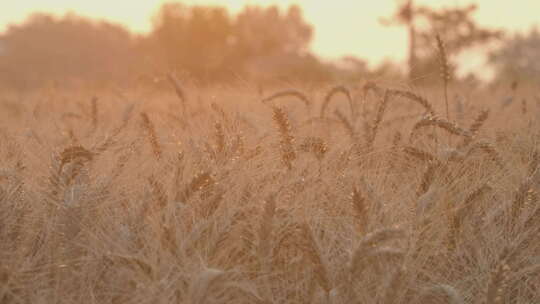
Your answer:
150;3;234;80
381;0;417;81
0;3;333;88
488;27;540;83
382;1;502;82
149;3;317;82
233;5;312;58
0;13;141;89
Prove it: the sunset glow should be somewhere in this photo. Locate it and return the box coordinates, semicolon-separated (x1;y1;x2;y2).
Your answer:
3;1;540;302
1;0;539;68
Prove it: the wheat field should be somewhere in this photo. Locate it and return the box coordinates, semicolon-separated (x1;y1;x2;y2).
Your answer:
0;77;539;303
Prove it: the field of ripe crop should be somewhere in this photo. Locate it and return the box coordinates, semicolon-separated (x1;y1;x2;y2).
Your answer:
0;80;539;303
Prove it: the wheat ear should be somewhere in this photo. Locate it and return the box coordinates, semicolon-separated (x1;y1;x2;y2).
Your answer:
485;260;511;304
272;107;296;170
465;141;505;172
167;73;186;112
436;34;451;122
459;109;489;148
388;89;436;116
90;96;98;132
140;112;162;160
93;102;134;153
367;90;390;148
176;171;214;203
299;137;328;161
403;146;438;163
410;115;471;143
351;186;369;234
417;161;438;197
448;184;491;251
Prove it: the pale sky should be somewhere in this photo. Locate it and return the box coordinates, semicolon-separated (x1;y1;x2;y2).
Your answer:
1;0;539;74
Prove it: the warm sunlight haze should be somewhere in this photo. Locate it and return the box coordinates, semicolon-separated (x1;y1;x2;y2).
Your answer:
1;1;540;303
1;0;539;69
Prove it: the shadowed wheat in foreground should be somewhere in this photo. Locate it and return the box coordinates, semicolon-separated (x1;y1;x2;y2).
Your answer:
0;79;539;304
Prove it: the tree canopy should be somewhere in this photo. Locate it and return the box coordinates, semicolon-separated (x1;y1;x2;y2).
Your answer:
383;1;502;82
148;3;317;82
0;1;513;89
489;27;540;83
0;3;331;88
0;13;140;89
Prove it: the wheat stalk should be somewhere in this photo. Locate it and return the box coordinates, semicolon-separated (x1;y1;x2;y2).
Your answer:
459;109;489;148
210;102;231;127
485;260;511;304
465;141;505;172
403;146;438;163
262;89;311;107
93;102;135;153
392;131;402;148
106;254;154;279
213;122;226;155
299;137;328;161
363;81;385;98
527;149;539;177
167;72;186;112
201;190;224;219
521;98;528;116
176;171;214;203
436;34;451;122
140;112;162;160
417;161;438;197
468;109;490;134
187;268;227;304
381;266;406;304
90;96;98;132
388;89;436;116
320;85;354;118
148;175;168;211
349;227;404;277
410;115;471;142
258;195;276;273
448;184;491;251
56;145;94;188
418;284;464;304
300;223;332;293
367;90;390;148
509;177;534;229
272;106;296;170
351;186;369;235
334;109;356;140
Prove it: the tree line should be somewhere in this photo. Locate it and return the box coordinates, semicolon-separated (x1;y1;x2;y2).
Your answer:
0;1;537;90
0;3;340;89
